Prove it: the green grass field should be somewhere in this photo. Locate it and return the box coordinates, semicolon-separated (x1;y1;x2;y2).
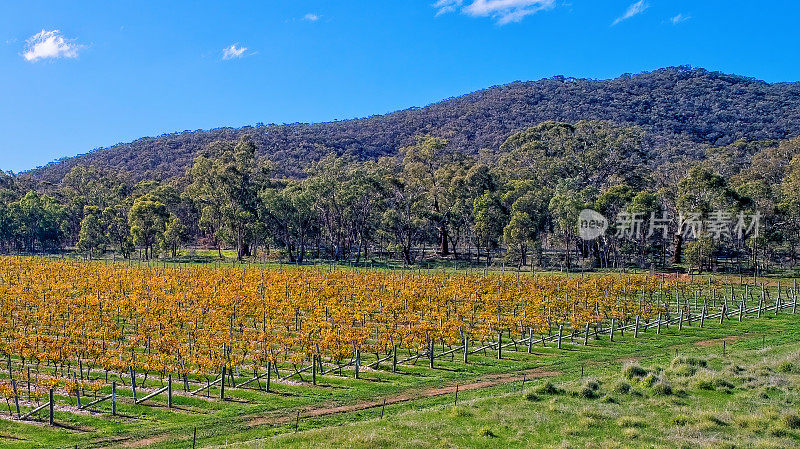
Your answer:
1;279;798;449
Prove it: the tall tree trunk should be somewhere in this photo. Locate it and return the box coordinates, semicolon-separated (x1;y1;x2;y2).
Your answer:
672;234;683;264
439;225;449;256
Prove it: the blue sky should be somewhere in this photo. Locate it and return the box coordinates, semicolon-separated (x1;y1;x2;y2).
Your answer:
1;1;799;173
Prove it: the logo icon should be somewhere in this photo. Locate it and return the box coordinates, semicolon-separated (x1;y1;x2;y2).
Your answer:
578;209;608;241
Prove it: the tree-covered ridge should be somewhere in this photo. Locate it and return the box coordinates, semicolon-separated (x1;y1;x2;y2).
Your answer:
3;119;800;273
26;66;800;183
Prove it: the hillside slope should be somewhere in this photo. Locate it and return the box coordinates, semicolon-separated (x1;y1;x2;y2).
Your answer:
28;66;800;182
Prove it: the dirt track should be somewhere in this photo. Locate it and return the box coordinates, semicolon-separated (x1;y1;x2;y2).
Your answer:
248;368;559;427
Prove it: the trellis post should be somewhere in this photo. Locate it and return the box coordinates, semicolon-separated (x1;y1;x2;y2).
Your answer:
557;325;563;349
610;319;615;342
168;375;172;408
48;388;54;426
220;367;226;399
129;367;137;402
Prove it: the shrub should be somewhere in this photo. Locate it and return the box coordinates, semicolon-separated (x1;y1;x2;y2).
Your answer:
573;378;601;399
642;373;659;387
533;381;562;395
478;427;496;438
524;392;541;402
612;379;632;394
784;412;800;430
653;379;673;396
672;415;691;426
601;395;617;404
713;378;735;389
670;357;707;376
702;413;728;427
622;362;648;379
777;361;796;374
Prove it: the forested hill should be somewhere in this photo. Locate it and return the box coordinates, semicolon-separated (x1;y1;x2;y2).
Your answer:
28;66;800;182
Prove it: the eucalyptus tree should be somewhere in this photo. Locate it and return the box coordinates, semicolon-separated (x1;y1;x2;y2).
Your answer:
188;135;267;260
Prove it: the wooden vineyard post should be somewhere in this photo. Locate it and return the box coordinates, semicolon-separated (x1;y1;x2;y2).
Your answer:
700;298;706;328
355;350;360;379
48;388;54;426
129;367;137;402
656;312;661;335
463;336;469;364
584;323;590;346
794;287;798;314
431;340;436;368
12;380;20;418
220;367;226;400
739;297;745;321
74;372;81;408
393;345;398;372
678;308;683;331
529;328;535;353
454;385;459;406
497;331;502;359
312;356;317;386
266;362;271;393
168;375;172;408
634;316;640;338
112;382;117;416
610;319;615;342
557;325;563;349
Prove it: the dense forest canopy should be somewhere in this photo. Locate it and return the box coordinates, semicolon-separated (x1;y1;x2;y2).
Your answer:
3;67;800;273
25;66;800;183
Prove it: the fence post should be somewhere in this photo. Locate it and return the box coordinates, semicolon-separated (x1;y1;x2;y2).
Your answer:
497;331;502;359
355;351;360;379
112;381;117;416
528;328;534;353
430;340;436;368
220;367;225;400
739;297;745;321
656;312;661;335
557;325;563;349
129;367;137;402
610;319;615;342
48;388;54;426
312;356;317;385
266;362;271;392
700;298;707;328
583;323;590;346
634;316;640;338
393;345;398;372
168;375;172;408
12;380;20;418
463;336;469;364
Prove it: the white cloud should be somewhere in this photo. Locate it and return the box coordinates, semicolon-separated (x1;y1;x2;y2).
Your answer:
670;13;690;24
303;13;320;22
612;0;648;26
222;44;247;60
434;0;556;24
21;30;82;62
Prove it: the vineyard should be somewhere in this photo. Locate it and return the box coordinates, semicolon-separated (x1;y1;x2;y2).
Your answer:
0;256;797;439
